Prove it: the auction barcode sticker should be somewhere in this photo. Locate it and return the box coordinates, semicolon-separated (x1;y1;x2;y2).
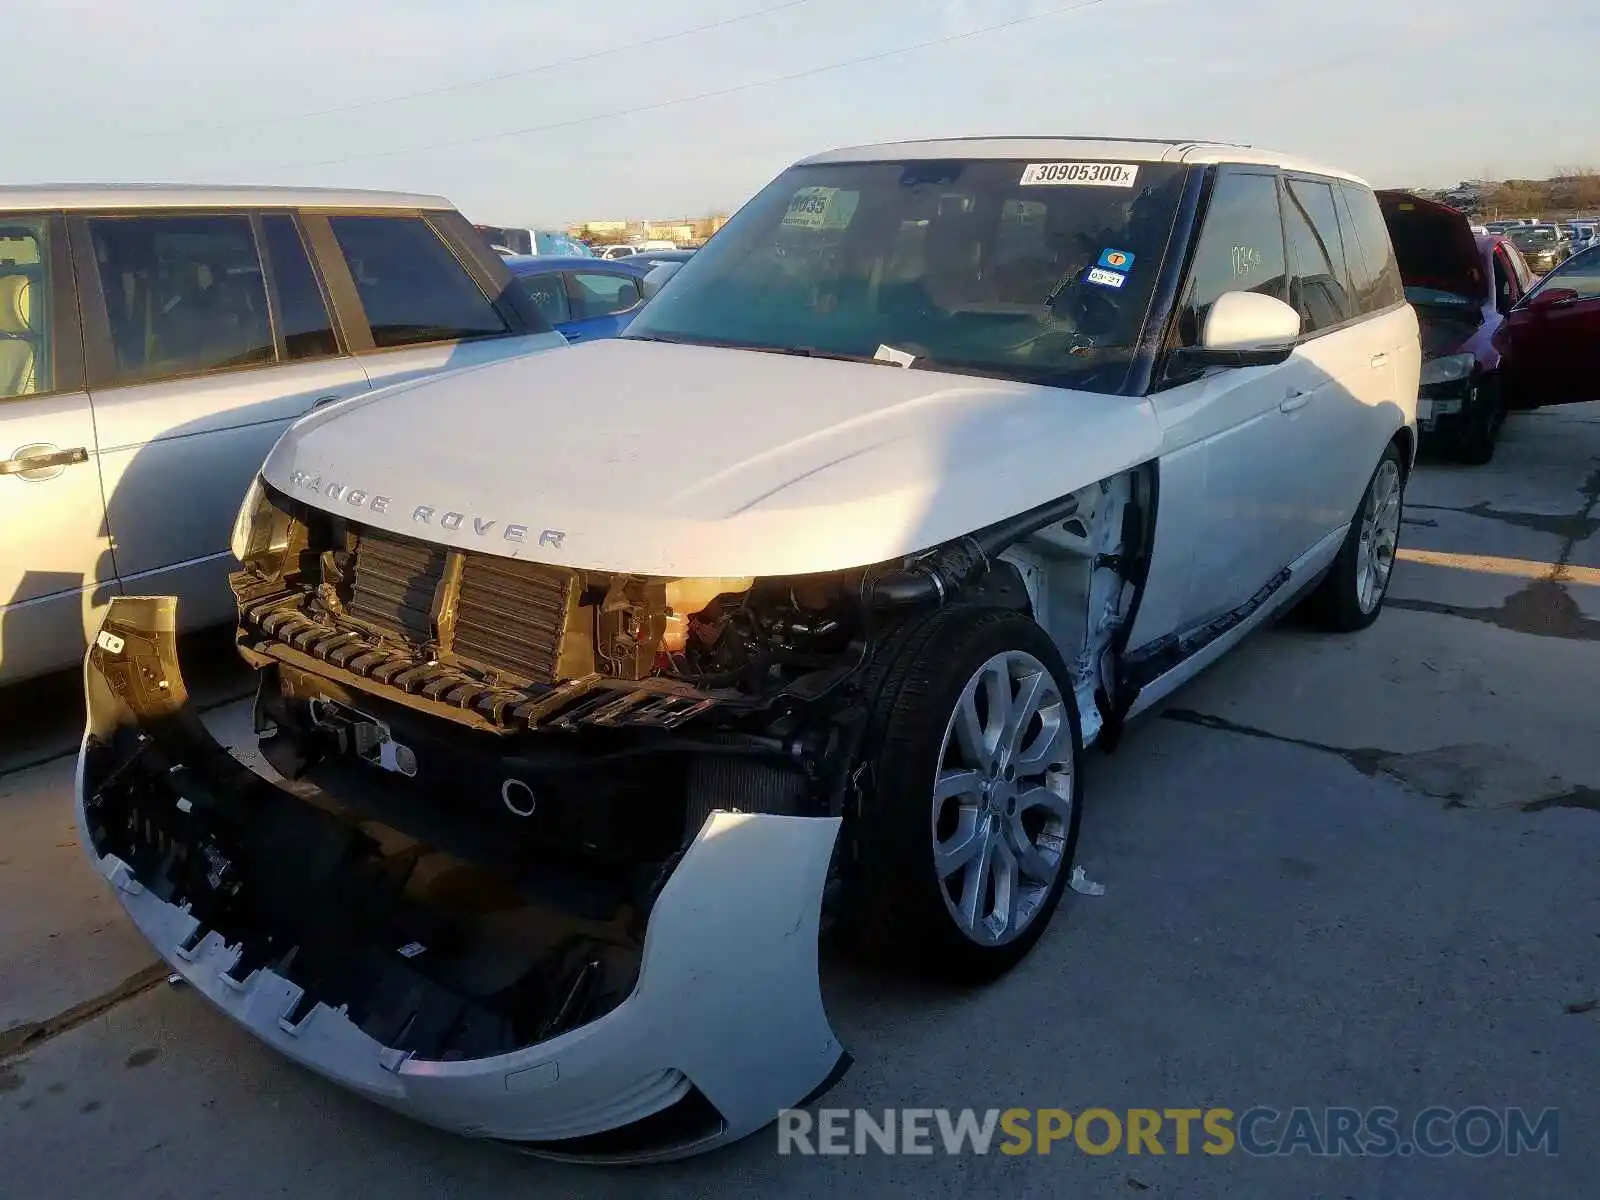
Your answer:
1019;162;1140;188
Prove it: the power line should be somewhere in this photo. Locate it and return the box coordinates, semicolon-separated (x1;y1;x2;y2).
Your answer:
280;0;1112;169
114;0;820;142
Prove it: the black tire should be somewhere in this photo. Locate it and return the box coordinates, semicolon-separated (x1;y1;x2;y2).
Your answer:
1301;441;1407;632
1445;375;1503;466
842;606;1084;983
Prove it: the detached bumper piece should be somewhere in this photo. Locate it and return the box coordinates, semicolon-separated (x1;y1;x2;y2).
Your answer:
233;575;726;735
77;597;848;1162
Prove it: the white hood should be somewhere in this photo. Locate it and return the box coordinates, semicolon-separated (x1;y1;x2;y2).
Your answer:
262;339;1162;577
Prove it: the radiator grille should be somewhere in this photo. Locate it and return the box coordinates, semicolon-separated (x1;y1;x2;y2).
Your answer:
452;554;574;683
347;528;446;645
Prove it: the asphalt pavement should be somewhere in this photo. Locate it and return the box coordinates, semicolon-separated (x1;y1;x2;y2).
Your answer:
2;406;1597;1198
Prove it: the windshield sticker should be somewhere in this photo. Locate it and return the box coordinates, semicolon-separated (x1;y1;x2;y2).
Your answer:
782;186;860;230
1019;162;1140;188
1085;267;1128;289
1097;248;1136;271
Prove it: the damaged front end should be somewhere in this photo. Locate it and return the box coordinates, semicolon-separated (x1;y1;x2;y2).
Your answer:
77;593;847;1162
77;462;1155;1158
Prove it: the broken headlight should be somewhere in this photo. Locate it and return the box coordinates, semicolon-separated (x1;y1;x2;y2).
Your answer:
230;476;295;568
1419;352;1475;388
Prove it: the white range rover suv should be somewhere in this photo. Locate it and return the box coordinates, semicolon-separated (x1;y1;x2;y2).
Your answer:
77;139;1420;1162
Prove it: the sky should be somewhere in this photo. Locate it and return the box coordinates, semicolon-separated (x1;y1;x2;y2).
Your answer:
7;0;1597;228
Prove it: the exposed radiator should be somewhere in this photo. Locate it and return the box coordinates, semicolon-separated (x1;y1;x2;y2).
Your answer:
347;528;447;645
452;554;574;684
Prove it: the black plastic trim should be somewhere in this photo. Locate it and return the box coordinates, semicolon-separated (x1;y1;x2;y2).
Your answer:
496;1083;727;1161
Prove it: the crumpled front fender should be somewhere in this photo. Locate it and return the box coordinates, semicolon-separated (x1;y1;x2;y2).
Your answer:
76;596;849;1162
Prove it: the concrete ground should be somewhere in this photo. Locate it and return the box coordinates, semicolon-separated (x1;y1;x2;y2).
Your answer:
2;407;1597;1198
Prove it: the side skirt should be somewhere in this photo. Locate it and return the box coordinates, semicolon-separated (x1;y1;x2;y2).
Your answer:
1119;526;1347;723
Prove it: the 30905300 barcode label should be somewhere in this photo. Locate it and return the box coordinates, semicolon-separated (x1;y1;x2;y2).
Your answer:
1019;162;1140;187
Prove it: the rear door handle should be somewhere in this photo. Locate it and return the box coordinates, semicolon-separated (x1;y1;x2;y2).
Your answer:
1280;391;1311;414
0;445;89;476
1370;352;1389;368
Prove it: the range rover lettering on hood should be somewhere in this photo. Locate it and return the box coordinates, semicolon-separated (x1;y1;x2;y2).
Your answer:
285;469;567;549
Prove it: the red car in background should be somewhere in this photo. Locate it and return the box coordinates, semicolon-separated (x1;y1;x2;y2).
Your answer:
1379;192;1600;463
1497;243;1600;418
1378;191;1531;462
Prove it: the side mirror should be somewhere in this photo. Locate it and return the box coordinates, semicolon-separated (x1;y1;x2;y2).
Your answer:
1527;286;1579;310
640;261;684;301
1179;291;1301;368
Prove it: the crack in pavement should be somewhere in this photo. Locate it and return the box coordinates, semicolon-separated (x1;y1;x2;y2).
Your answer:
1404;464;1600;543
1391;465;1600;641
1166;710;1600;816
1390;580;1600;641
1162;709;1398;776
0;963;168;1063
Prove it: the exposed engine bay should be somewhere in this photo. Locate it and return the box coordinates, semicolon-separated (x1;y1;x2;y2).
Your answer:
77;467;1154;1157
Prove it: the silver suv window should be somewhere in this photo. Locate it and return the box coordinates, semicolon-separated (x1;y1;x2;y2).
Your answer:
0;215;52;400
87;214;273;385
328;215;508;349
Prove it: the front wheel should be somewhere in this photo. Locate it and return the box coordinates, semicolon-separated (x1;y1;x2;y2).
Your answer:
1301;442;1406;632
1444;376;1504;465
843;608;1084;983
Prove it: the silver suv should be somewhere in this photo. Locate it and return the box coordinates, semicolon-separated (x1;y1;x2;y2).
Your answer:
0;186;564;684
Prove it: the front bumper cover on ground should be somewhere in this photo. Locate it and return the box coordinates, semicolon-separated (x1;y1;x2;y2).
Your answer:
75;596;849;1163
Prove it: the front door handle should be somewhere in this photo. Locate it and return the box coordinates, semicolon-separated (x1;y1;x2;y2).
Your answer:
1280;391;1311;414
1370;352;1389;368
0;445;89;477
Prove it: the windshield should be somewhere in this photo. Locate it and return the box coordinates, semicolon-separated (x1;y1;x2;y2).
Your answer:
624;158;1190;394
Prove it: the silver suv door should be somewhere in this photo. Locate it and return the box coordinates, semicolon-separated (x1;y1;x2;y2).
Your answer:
0;212;116;685
73;209;371;634
1137;168;1309;637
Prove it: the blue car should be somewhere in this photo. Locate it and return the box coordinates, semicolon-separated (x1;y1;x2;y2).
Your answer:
503;255;651;343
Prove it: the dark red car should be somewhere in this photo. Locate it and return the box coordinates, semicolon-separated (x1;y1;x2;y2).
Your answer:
1379;191;1600;463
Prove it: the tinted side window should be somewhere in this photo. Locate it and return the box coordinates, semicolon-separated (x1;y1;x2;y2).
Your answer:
88;214;273;384
327;215;508;349
513;270;570;324
1283;179;1354;332
1539;244;1600;300
1336;183;1404;313
1492;249;1515;314
1177;171;1287;346
0;215;54;400
567;271;641;320
262;214;338;361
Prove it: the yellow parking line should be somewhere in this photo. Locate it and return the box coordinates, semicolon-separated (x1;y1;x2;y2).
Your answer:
1396;547;1600;586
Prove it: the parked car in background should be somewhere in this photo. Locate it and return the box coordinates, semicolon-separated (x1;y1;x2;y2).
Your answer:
628;247;697;270
1377;191;1535;462
1566;222;1598;252
595;244;639;259
1496;242;1600;410
503;254;650;341
0;186;564;686
473;225;594;257
1507;223;1571;274
80;137;1419;1162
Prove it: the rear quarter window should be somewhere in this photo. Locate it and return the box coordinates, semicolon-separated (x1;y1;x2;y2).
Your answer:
327;215;509;349
1336;184;1405;313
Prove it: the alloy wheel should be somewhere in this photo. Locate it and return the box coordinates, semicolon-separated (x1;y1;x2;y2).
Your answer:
1356;458;1403;614
931;650;1074;947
